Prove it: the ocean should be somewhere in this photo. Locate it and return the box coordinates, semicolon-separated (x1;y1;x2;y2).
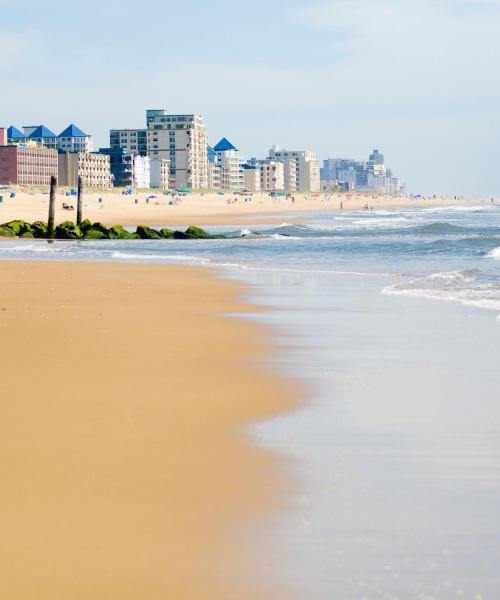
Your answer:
1;203;499;599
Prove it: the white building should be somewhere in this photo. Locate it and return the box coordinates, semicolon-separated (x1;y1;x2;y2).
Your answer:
268;146;320;192
259;160;284;191
146;109;208;190
213;138;244;191
150;158;170;189
58;124;93;152
207;146;221;190
133;155;150;188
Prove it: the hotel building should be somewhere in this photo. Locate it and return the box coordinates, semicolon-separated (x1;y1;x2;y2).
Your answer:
213;138;244;191
0;145;58;186
268;146;320;192
146;109;208;189
111;110;209;189
259;160;285;191
7;124;93;152
150;158;170;189
242;163;260;192
58;152;112;188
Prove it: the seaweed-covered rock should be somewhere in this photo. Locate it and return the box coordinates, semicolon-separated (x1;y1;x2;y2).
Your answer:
108;224;135;239
160;228;175;239
173;230;191;240
0;226;16;237
20;230;34;238
84;228;108;240
2;220;31;235
55;221;82;240
91;222;109;235
136;225;163;239
31;221;48;239
80;219;93;235
185;225;210;239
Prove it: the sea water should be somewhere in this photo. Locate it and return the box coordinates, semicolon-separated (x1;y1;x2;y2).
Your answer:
1;204;499;599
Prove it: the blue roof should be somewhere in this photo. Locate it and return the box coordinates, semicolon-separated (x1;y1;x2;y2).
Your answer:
7;126;26;139
213;137;238;152
207;145;216;164
242;163;258;170
28;125;57;139
59;123;88;138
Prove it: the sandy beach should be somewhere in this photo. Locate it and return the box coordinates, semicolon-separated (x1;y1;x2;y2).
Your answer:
0;261;299;599
0;188;475;227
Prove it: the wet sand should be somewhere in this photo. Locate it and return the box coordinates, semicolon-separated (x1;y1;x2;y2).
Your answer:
0;261;299;599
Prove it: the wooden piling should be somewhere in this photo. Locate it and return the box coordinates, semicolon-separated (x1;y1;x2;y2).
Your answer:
47;175;57;239
77;176;83;226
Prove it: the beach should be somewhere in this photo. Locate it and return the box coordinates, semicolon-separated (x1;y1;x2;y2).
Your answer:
0;261;299;599
0;188;475;227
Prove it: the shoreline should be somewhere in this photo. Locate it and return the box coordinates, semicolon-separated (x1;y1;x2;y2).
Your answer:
0;189;482;227
0;260;301;599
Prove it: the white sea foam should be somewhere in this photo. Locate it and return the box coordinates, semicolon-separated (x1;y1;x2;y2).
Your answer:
487;247;500;259
428;270;478;282
382;283;500;312
111;251;209;264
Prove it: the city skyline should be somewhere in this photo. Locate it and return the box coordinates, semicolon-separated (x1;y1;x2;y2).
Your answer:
1;0;499;196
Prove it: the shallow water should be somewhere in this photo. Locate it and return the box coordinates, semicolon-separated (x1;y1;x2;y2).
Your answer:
1;203;499;598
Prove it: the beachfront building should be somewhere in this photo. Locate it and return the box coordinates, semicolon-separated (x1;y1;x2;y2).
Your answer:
6;124;94;153
57;124;93;152
207;146;221;190
242;163;260;192
0;128;7;146
110;129;148;157
133;155;150;188
58;152;112;188
268;146;320;193
259;160;285;192
150;158;170;189
146;109;208;190
0;145;58;186
213;138;244;191
99;147;134;188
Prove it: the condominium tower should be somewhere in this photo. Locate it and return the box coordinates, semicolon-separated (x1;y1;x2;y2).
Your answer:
268;146;320;192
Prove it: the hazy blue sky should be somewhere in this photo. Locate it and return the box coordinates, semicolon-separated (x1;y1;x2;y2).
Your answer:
1;0;499;195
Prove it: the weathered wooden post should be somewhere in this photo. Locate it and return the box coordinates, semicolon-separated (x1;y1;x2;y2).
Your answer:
77;176;83;226
47;175;57;239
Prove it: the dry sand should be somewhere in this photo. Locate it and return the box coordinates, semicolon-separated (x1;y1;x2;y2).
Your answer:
0;261;299;599
0;188;476;227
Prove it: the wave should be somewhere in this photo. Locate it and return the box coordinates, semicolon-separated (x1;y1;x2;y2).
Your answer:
488;247;500;259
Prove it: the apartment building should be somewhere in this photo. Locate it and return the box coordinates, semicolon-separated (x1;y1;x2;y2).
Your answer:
147;110;208;190
133;155;150;188
268;146;320;192
259;160;285;192
0;145;58;186
150;158;170;189
99;147;134;187
110;129;148;156
57;124;93;152
207;146;221;190
213;138;243;191
242;164;260;192
58;152;112;187
7;124;94;152
0;128;7;146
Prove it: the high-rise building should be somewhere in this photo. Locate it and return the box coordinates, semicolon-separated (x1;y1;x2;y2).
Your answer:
0;145;58;186
99;148;134;188
58;152;112;187
268;146;320;192
110;129;148;156
259;160;285;191
147;110;208;190
207;146;221;190
213;138;243;191
133;155;150;188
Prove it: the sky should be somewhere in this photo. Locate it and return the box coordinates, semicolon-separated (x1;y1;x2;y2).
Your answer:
1;0;499;196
